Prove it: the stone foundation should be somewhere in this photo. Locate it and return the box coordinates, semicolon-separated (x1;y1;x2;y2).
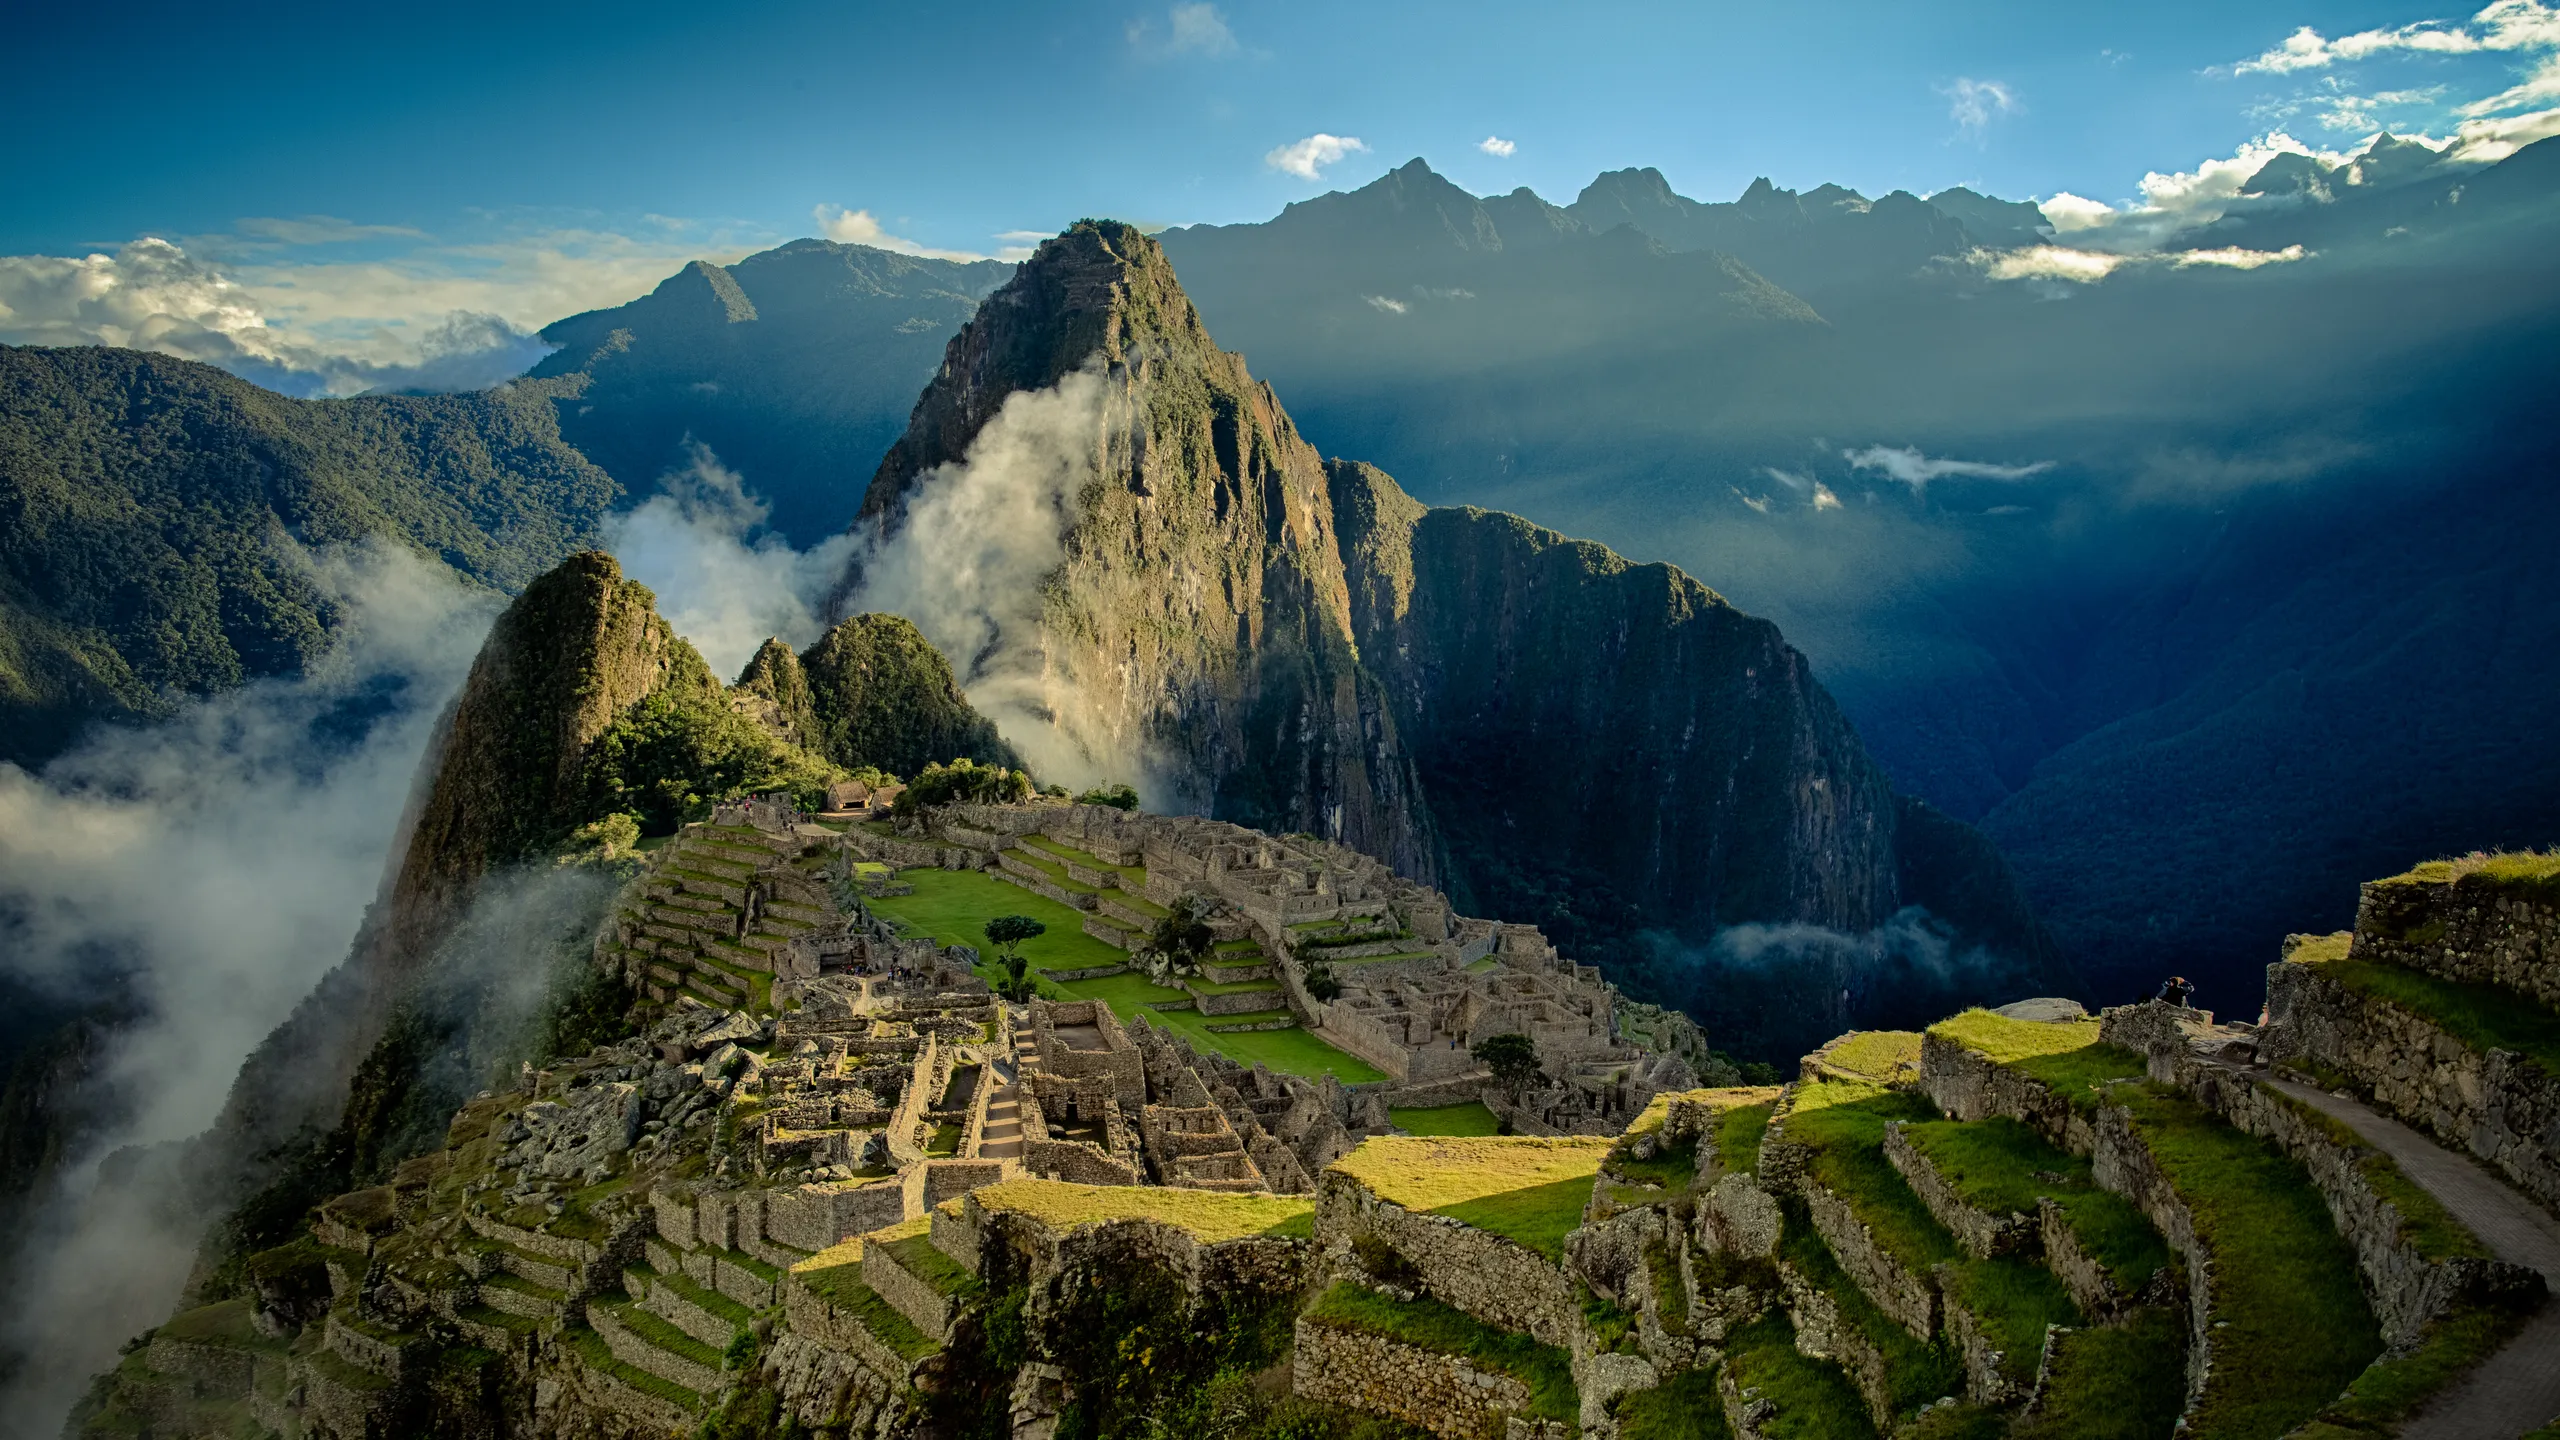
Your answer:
1292;1315;1538;1440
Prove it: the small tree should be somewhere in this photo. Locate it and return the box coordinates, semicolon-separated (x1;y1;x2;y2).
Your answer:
1139;895;1218;982
1472;1032;1546;1104
984;915;1046;1003
1076;783;1140;811
1302;959;1342;1003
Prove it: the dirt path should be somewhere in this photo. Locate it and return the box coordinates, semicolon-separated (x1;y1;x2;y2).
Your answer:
2261;1073;2560;1439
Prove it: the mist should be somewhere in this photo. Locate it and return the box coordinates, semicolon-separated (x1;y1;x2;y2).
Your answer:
843;365;1138;790
0;544;498;1432
604;442;860;680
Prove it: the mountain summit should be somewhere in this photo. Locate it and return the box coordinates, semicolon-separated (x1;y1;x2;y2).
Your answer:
845;219;2067;1053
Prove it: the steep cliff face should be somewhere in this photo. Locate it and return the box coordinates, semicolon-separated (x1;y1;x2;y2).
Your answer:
794;612;1015;778
849;221;1440;879
1328;463;1900;934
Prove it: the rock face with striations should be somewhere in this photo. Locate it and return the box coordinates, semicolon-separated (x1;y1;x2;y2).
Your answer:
846;221;2067;1052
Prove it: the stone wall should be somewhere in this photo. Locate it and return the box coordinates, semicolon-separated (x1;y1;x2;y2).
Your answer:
2173;1057;2542;1346
2354;874;2560;1009
1917;1032;2096;1156
1883;1124;2037;1259
1776;1256;1900;1429
1800;1182;1935;1341
1292;1315;1536;1440
1316;1170;1582;1347
2088;1104;2215;1415
2263;959;2560;1217
764;1179;906;1253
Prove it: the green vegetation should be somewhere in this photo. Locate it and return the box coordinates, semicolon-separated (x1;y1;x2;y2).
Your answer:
1473;1032;1547;1102
893;757;1034;814
2295;1296;2535;1436
1816;1030;1922;1083
798;614;1017;778
1613;1368;1731;1440
1076;783;1140;810
1928;1009;2102;1064
1776;1209;1962;1413
868;867;1384;1080
1388;1101;1503;1136
2302;955;2560;1077
2117;1084;2381;1438
1336;1135;1610;1261
881;1232;979;1296
2011;1306;2187;1440
2374;849;2560;906
1939;1256;2081;1384
563;1324;703;1408
1720;1313;1880;1439
1716;1099;1777;1176
2258;1089;2488;1261
580;646;842;833
1304;1283;1577;1422
971;1177;1314;1242
791;1265;939;1361
1899;1118;2172;1291
1781;1081;1961;1274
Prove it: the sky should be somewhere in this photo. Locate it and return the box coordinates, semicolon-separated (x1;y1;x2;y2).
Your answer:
4;0;2557;391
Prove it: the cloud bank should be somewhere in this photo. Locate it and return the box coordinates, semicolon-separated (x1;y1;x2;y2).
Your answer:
0;544;499;1427
812;205;1010;263
1846;445;2054;491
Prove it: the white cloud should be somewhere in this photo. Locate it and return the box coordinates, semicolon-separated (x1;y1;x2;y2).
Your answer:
2030;133;2359;250
230;214;425;246
846;366;1138;789
602;443;859;680
1478;135;1517;157
1363;294;1408;314
0;237;554;396
2172;244;2311;268
1762;467;1813;492
1846;445;2053;491
2444;99;2560;156
1729;486;1772;514
1983;244;2135;282
2462;49;2560;112
1812;483;1844;511
811;205;995;262
1944;78;2021;136
2234;2;2560;74
1266;133;1369;180
1129;3;1239;57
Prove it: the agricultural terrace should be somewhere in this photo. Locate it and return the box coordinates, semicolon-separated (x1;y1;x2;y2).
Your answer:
1334;1135;1611;1261
968;1177;1314;1241
862;866;1385;1082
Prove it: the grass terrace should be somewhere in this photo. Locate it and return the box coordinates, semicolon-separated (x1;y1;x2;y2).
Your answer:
1929;1010;2144;1112
1334;1136;1609;1262
1776;1211;1961;1414
1939;1255;2082;1386
1613;1369;1730;1440
969;1177;1315;1241
1715;1098;1778;1177
563;1325;703;1408
1303;1282;1577;1422
789;1264;939;1362
2117;1084;2380;1439
1781;1080;1962;1276
1899;1117;2173;1291
1015;834;1150;890
1720;1313;1880;1440
2288;948;2560;1076
1817;1030;1923;1083
2374;849;2560;905
1390;1101;1503;1136
2011;1306;2189;1440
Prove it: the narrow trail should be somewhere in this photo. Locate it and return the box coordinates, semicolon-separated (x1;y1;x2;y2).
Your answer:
2259;1073;2560;1439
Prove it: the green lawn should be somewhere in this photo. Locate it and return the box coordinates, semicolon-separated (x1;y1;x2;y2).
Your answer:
1392;1101;1502;1136
867;868;1382;1081
1720;1313;1881;1439
2012;1306;2187;1440
1715;1100;1776;1177
1431;1175;1597;1262
2118;1085;2380;1439
1899;1118;2171;1292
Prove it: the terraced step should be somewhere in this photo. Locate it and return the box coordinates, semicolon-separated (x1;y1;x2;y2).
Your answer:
860;1223;980;1341
638;1265;756;1349
478;1271;569;1320
564;1323;705;1418
592;1297;730;1396
482;1237;578;1291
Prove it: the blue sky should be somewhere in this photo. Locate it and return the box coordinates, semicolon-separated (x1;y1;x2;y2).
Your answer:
5;0;2556;390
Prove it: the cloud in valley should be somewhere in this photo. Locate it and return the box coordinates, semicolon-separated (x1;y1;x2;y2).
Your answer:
845;366;1141;790
0;545;499;1427
603;443;860;680
1266;133;1369;180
